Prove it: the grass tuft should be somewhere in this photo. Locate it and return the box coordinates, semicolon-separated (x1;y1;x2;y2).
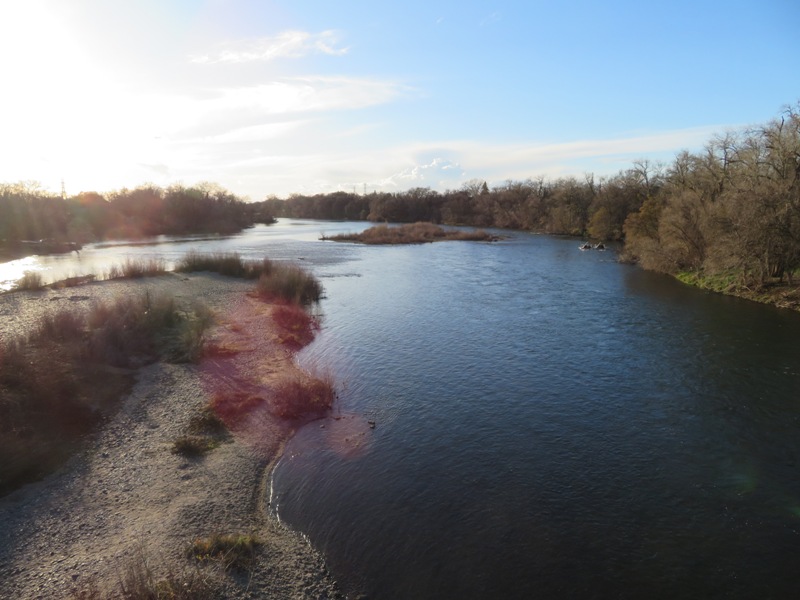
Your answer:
188;405;228;436
188;533;262;571
114;258;168;279
172;435;220;457
255;263;322;305
271;373;335;420
175;250;272;279
15;270;44;291
117;549;216;599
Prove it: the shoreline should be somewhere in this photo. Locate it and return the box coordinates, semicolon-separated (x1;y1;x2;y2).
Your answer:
0;273;341;598
674;270;800;313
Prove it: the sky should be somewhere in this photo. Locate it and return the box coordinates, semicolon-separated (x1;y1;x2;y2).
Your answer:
0;0;797;200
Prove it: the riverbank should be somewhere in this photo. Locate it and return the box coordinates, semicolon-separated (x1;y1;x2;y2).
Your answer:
675;270;800;312
0;273;340;598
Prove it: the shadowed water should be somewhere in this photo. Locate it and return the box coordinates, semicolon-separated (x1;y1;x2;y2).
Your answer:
272;226;800;599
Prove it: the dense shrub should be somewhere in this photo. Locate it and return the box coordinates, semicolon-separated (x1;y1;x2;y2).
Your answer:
270;373;335;420
256;263;322;305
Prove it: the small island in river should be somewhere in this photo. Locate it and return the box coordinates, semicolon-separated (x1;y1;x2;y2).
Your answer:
322;222;501;244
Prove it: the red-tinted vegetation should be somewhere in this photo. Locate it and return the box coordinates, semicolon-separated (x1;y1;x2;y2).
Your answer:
209;392;266;428
272;304;319;349
270;374;335;420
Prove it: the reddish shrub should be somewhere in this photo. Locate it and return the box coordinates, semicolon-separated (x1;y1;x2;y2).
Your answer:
272;305;319;349
210;392;265;427
271;375;334;420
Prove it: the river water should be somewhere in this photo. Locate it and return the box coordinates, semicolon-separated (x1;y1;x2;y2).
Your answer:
4;220;800;598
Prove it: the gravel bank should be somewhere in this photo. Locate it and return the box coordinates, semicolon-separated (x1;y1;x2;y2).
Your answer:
0;273;340;599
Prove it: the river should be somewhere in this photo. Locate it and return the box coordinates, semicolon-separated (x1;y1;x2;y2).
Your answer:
3;219;800;599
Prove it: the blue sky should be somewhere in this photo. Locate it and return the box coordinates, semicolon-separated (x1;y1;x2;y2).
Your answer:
0;0;797;199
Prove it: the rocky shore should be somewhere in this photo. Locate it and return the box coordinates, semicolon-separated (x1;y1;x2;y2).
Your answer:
0;273;340;599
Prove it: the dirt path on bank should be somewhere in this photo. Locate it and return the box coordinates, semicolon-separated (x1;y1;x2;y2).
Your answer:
0;274;340;599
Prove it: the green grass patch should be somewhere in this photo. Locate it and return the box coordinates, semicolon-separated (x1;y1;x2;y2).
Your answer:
676;270;740;293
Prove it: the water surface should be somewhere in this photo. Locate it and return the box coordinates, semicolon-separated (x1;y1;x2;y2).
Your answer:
4;220;799;598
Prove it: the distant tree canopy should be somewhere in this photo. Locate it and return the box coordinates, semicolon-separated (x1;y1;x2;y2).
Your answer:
0;183;273;249
4;103;799;291
265;102;800;290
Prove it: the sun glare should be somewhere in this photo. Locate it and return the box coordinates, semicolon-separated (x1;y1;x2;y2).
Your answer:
0;2;134;192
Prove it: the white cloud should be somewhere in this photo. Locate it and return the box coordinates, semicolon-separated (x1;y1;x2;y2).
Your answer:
379;158;466;189
191;30;348;64
243;125;727;196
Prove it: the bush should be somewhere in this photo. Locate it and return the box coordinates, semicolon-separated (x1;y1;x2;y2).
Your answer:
15;270;44;290
256;263;322;305
271;373;335;420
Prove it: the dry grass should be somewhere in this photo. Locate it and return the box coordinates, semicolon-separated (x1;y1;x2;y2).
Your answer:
103;258;168;280
14;270;44;291
272;304;319;349
187;533;262;571
324;221;500;244
270;372;335;420
172;405;231;457
175;250;322;305
70;547;217;599
175;250;273;279
0;293;213;496
187;405;228;436
255;263;323;305
171;435;220;457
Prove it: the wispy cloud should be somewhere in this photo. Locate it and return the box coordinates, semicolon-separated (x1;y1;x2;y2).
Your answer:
379;158;465;188
480;12;501;26
191;30;348;64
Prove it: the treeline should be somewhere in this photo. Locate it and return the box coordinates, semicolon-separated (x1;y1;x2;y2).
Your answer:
263;103;800;289
260;167;659;237
0;183;274;249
